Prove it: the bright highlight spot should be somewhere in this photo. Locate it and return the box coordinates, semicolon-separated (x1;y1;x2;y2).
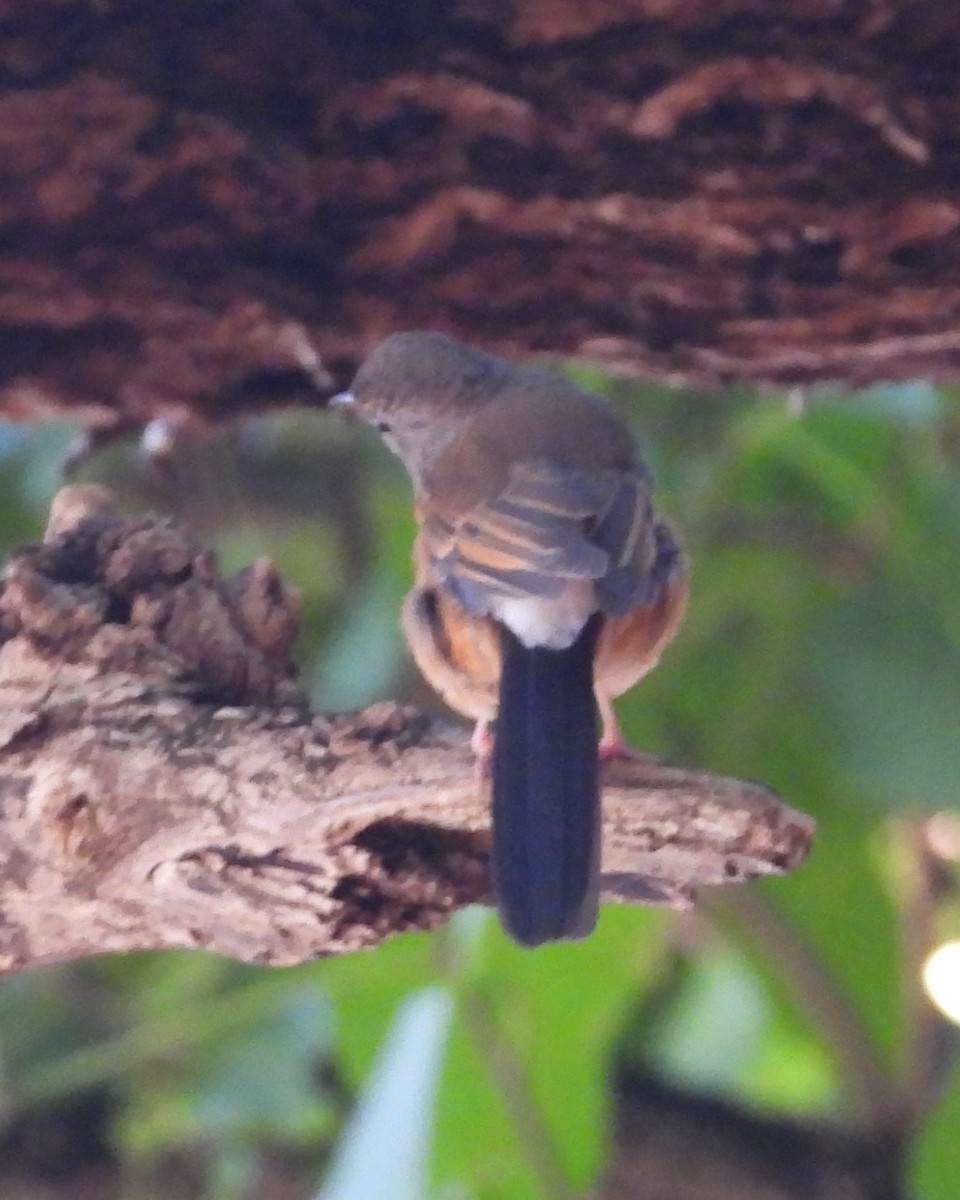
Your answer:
922;941;960;1025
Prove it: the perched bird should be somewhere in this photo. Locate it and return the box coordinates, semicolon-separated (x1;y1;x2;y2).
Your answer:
333;332;687;946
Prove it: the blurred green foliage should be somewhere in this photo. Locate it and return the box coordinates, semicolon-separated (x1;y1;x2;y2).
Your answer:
0;376;957;1199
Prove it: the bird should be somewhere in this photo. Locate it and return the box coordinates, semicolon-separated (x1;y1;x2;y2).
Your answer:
332;331;687;947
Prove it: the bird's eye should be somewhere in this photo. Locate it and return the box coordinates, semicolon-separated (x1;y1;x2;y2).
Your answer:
376;421;392;434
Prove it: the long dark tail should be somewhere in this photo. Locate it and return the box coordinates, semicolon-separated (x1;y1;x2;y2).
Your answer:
491;615;602;946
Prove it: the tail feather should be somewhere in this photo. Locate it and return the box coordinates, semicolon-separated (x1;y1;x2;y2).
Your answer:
491;616;602;946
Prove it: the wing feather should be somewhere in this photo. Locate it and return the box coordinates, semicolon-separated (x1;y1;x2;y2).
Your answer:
423;459;659;618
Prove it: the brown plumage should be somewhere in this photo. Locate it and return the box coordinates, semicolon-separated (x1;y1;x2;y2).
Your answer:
403;523;687;747
334;332;688;945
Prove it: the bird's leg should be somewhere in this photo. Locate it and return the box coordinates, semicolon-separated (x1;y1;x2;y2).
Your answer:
471;718;494;779
596;691;654;763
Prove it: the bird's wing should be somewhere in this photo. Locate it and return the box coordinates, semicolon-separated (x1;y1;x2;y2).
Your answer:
422;460;657;616
590;472;664;614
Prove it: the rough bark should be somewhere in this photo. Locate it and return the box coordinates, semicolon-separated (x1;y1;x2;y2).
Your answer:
0;1;958;442
0;486;812;972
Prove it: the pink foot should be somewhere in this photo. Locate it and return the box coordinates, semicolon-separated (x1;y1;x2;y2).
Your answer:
597;694;656;764
598;734;656;764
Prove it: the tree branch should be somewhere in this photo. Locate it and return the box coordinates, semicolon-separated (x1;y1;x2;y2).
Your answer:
0;2;958;436
0;488;813;972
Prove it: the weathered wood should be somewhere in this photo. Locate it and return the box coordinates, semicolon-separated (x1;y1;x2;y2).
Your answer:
0;2;957;439
0;488;813;970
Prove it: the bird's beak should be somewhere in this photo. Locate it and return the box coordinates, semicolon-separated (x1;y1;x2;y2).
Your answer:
328;390;355;411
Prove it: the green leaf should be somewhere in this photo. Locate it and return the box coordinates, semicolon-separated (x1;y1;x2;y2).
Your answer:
746;805;901;1083
648;949;769;1092
646;945;836;1114
811;581;960;812
433;907;668;1199
313;467;414;710
321;933;442;1088
910;1056;960;1200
